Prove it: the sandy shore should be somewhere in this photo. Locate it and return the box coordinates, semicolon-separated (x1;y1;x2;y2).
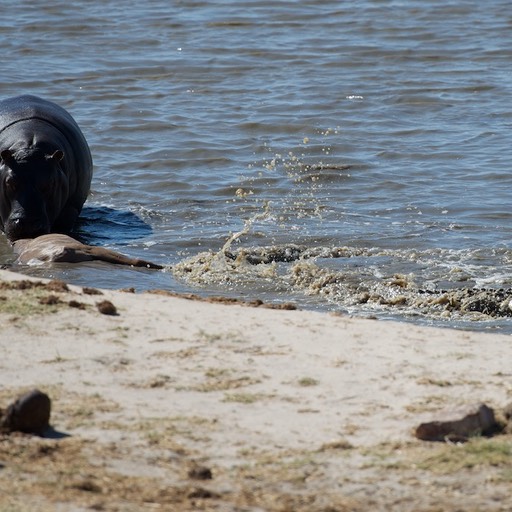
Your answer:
0;267;511;511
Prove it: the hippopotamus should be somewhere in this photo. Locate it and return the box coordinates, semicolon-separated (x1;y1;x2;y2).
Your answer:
0;95;92;241
13;234;162;268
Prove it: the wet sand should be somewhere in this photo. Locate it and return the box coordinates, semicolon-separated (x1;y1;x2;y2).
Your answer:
0;268;511;511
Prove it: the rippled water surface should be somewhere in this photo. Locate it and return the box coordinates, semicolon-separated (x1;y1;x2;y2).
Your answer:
1;0;512;332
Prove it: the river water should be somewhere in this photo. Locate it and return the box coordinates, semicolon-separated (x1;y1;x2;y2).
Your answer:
1;0;512;332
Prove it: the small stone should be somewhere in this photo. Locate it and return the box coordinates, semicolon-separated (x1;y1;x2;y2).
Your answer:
39;294;60;305
71;479;102;493
187;487;218;499
68;300;86;309
45;279;69;292
1;389;51;434
96;300;117;315
415;403;497;442
82;287;103;296
188;465;213;480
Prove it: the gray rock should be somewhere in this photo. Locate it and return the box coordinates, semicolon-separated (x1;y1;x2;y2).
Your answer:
415;403;497;442
1;389;51;434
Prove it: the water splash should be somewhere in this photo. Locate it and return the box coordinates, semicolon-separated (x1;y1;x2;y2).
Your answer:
173;132;512;330
237;132;351;234
221;201;272;254
172;201;277;286
174;238;512;329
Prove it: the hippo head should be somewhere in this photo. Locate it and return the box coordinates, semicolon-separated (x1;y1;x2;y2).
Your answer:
0;148;69;241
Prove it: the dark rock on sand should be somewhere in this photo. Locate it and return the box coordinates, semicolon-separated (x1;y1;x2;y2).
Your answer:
415;403;498;442
188;465;213;480
1;389;51;434
96;300;118;315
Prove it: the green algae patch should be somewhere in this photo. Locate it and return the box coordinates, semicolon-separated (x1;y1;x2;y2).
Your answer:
0;279;84;317
418;437;512;475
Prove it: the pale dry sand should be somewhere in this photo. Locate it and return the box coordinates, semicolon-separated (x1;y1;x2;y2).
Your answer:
0;268;511;511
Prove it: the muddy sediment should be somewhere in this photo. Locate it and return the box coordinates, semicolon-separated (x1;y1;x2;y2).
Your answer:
175;244;512;322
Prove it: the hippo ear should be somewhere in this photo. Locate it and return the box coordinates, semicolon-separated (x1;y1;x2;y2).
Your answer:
48;150;64;162
0;149;14;164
